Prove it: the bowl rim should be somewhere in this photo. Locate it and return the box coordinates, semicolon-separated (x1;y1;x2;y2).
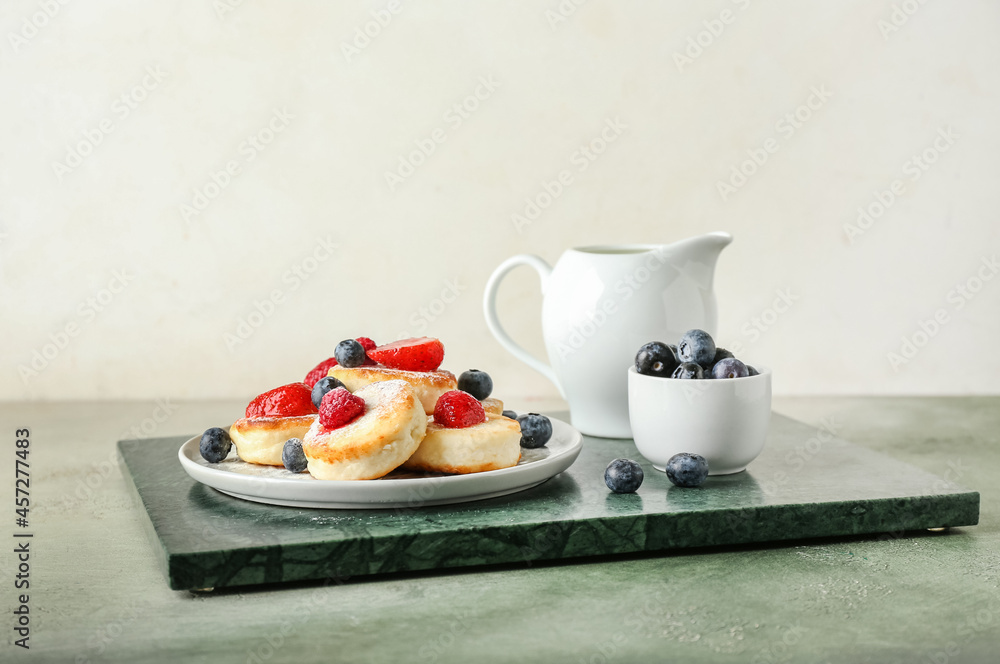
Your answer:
627;364;771;381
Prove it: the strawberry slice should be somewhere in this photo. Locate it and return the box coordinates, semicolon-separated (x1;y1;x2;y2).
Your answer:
304;357;338;388
246;382;318;418
368;337;444;372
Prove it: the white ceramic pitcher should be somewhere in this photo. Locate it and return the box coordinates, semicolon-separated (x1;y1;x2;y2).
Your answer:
483;232;732;438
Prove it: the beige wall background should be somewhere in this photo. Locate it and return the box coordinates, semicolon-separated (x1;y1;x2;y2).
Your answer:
1;0;998;403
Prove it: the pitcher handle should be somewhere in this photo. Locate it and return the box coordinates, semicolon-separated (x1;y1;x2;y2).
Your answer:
483;254;563;396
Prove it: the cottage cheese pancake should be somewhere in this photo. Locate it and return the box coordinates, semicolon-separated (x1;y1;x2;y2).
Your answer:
402;414;521;475
230;415;317;466
303;380;427;480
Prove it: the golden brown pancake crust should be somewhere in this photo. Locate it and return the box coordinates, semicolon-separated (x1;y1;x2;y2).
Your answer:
481;397;504;416
402;414;521;474
231;415;317;433
229;414;317;466
302;380;427;480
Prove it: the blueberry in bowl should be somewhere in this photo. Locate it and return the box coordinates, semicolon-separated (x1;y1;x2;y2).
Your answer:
635;341;679;377
628;329;771;474
678;329;717;370
671;362;704;380
711;347;734;365
711;358;749;380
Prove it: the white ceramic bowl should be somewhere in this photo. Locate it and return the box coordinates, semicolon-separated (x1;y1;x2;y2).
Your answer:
627;365;771;475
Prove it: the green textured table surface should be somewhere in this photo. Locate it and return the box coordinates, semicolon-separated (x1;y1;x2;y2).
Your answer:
2;397;998;663
118;413;978;592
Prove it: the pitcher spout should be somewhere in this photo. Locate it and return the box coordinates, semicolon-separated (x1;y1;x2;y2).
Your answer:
655;231;732;291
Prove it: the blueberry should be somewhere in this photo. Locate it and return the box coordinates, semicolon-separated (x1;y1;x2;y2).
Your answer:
502;409;518;420
282;438;308;473
517;413;553;449
334;339;367;368
604;458;644;493
665;453;709;487
671;362;704;379
458;369;493;400
311;376;346;409
199;427;232;463
711;357;749;379
677;329;717;370
746;365;759;376
707;347;737;379
635;341;679;377
712;347;734;364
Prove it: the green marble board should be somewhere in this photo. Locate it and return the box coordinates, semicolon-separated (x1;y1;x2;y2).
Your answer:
118;413;979;591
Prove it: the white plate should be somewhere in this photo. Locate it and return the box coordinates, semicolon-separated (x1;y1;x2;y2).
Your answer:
178;417;582;509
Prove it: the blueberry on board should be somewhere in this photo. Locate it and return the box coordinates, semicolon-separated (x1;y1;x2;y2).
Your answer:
334;339;367;368
517;413;553;449
671;362;704;379
200;427;232;463
677;329;717;370
665;453;709;487
502;409;518;420
635;341;679;377
605;458;644;493
282;438;308;473
746;365;759;376
458;369;493;400
711;357;749;379
311;376;346;409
